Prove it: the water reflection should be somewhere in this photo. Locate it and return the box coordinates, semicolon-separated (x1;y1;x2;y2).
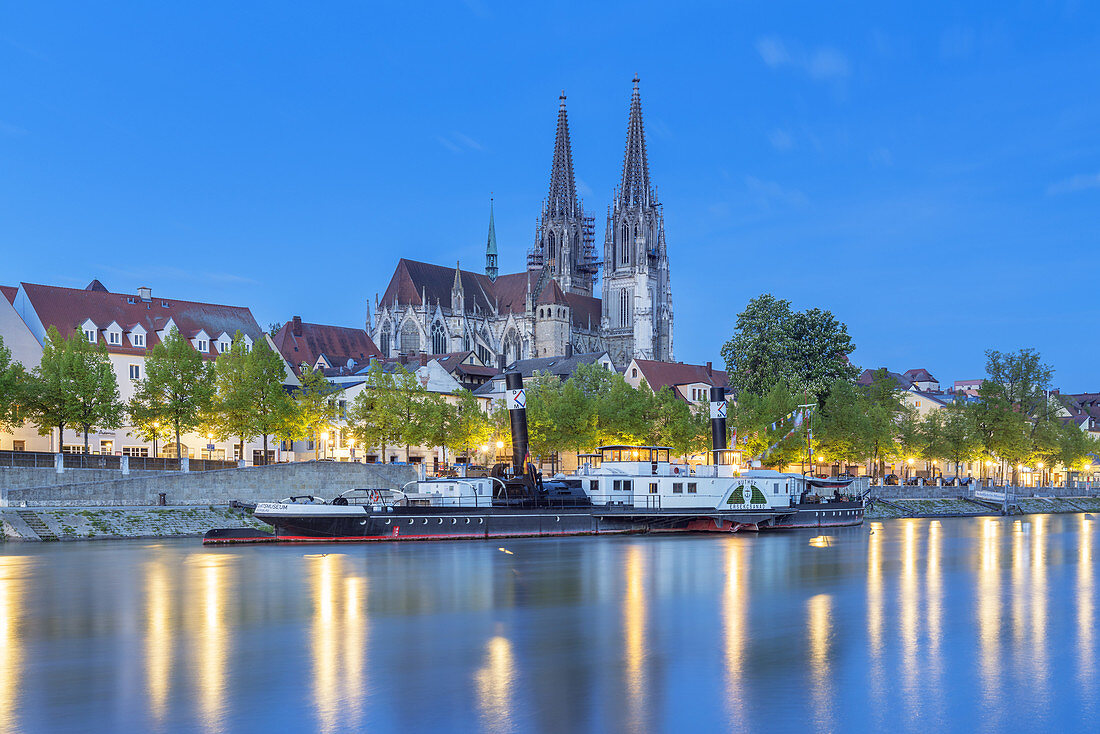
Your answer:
475;633;516;733
899;520;918;720
807;593;833;730
866;522;884;727
977;518;1001;713
925;520;943;721
623;544;646;732
144;558;172;726
0;557;32;733
1079;517;1095;699
191;554;235;733
1030;516;1049;704
309;554;370;733
723;541;747;725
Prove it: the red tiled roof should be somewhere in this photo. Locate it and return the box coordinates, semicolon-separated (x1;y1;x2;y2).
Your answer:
0;286;16;305
378;259;601;331
20;281;265;358
632;359;729;395
904;368;936;383
273;317;381;374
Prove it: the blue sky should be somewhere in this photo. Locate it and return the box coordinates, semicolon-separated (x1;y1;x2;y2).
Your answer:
2;2;1098;390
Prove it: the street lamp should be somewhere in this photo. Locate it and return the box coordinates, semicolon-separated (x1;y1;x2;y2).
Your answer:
153;421;159;458
206;432;214;461
1037;461;1044;488
348;437;356;461
320;431;329;460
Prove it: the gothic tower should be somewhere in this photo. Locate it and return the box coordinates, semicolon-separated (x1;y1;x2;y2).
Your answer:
528;92;598;297
485;198;498;281
601;76;674;367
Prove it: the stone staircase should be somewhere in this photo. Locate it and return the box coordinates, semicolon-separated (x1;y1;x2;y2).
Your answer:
17;511;57;541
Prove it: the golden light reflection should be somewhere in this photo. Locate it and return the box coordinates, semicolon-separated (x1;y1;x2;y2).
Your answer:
144;558;172;724
899;520;918;721
977;518;1000;707
867;522;883;680
0;556;32;733
808;535;833;548
723;541;747;724
623;545;646;732
191;554;235;733
807;593;834;730
1011;521;1026;643
475;634;516;733
310;554;369;734
1079;516;1094;689
1030;516;1049;696
925;520;944;720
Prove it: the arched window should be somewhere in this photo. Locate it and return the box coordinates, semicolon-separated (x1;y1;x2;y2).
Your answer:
477;343;491;366
379;323;391;356
620;224;629;264
399;321;420;355
463;332;472;352
619;289;630;328
547;231;556;269
430;321;446;355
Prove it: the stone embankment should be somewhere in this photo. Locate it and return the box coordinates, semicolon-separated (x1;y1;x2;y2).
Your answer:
0;460;417;541
865;494;1100;520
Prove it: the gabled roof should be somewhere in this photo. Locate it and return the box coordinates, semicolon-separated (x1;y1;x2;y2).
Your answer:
631;359;728;395
19;281;264;358
272;318;382;375
904;368;937;383
378;258;602;330
0;286;16;305
857;368;913;390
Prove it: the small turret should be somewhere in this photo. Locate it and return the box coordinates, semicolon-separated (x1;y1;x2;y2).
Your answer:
485;198;499;281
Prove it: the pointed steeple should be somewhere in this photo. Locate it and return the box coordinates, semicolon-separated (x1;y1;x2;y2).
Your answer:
618;75;653;209
485;197;499;281
452;260;462;293
547;91;578;217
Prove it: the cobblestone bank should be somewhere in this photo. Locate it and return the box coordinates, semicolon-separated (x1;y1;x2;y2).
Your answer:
865;496;1100;521
0;506;271;541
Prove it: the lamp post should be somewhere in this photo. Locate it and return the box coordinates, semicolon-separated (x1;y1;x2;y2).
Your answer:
153;421;159;458
348;437;356;462
1037;461;1044;489
320;431;329;460
206;432;214;461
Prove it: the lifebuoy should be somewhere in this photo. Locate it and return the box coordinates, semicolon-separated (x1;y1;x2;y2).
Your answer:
673;466;681;475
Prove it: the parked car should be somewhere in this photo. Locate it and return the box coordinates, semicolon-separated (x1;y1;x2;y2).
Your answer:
884;474;900;486
942;477;957;487
904;477;922;486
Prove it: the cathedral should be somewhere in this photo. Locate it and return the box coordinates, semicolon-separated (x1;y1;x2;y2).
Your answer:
370;77;674;369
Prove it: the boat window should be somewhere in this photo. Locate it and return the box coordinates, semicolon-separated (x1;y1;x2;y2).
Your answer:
589;480;598;493
611;449;622;462
657;449;670;462
672;482;683;494
688;482;697;494
649;482;658;494
613;480;622;492
623;480;633;492
774;482;779;495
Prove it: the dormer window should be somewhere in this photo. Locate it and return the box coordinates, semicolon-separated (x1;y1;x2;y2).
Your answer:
84;329;97;344
217;339;230;353
197;339;208;352
132;333;145;347
107;331;120;345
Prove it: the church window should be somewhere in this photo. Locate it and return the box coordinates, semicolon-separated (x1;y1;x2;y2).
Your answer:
430;321;446;355
620;224;629;265
548;232;556;269
477;343;491;366
379;328;391;356
539;308;544;318
463;333;472;352
619;289;631;328
399;321;420;355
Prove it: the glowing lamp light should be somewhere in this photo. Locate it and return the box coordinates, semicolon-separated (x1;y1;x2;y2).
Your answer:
320;432;329;441
907;458;914;466
632;450;639;458
480;444;489;452
496;441;504;450
1037;462;1044;469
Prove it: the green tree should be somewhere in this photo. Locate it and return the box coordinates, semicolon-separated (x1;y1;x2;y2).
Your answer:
448;388;491;462
524;371;566;465
209;333;255;459
894;406;926;479
1059;424;1100;484
720;294;856;400
863;369;906;479
386;365;429;461
645;384;707;458
129;327;215;460
249;338;294;464
23;326;80;449
815;378;872;472
68;335;124;453
929;401;982;480
729;381;803;468
0;335;27;431
286;366;339;459
420;392;458;467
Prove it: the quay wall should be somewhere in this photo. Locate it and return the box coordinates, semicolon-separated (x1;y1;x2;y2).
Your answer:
0;461;417;507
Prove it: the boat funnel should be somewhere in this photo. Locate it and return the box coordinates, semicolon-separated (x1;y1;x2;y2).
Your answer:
709;386;727;457
505;371;530;476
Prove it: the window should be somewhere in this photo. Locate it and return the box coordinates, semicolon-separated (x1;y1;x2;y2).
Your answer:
129;364;140;380
338;400;347;419
12;440;25;452
623;480;633;492
774;482;779;495
84;329;97;344
122;446;148;457
649;482;658;494
100;440;114;455
107;331;120;345
380;329;391;356
589;480;598;493
613;480;622;491
218;340;230;353
673;482;683;494
688;482;698;494
431;321;446;354
631;368;637;378
400;321;420;354
197;339;208;352
132;333;145;347
620;224;629;264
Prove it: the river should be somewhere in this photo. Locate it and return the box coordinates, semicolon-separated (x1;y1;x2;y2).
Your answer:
0;515;1096;733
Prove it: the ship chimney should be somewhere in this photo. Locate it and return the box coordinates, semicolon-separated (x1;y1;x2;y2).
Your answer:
505;372;530;476
709;386;727;457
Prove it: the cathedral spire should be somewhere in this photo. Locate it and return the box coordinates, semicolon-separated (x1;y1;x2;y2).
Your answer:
618;75;653;209
485;197;498;281
547;91;578;217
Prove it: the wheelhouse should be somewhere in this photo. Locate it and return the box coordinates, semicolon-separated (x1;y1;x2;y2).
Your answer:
599;446;672;464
